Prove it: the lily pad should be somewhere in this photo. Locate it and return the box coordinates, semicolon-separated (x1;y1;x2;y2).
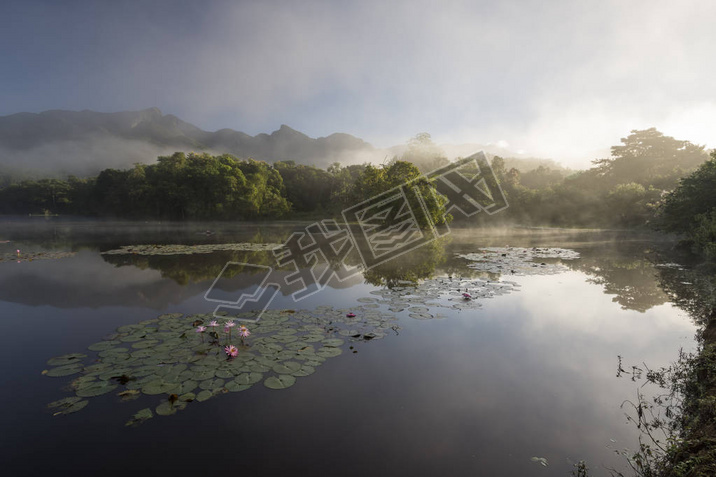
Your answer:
235;372;263;385
195;389;213;402
155;401;177;416
88;341;121;351
47;353;86;367
131;339;160;349
264;375;296;390
292;365;316;377
225;381;252;392
316;347;343;358
126;408;154;426
199;378;225;391
272;361;302;374
76;380;118;397
45;364;83;377
142;380;179;396
48;397;88;415
321;338;344;347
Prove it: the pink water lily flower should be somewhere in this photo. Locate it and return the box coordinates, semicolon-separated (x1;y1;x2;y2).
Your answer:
209;320;218;327
196;326;207;333
238;326;250;338
224;345;238;357
225;320;236;328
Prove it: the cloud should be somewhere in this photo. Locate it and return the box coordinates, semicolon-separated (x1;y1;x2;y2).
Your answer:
1;0;714;168
0;136;176;176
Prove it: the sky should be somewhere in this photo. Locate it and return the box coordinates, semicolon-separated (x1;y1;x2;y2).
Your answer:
1;0;715;168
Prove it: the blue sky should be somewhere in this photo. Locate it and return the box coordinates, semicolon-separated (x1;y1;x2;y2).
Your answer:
1;0;715;167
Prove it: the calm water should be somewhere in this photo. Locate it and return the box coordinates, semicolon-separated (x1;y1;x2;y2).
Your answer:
0;220;700;476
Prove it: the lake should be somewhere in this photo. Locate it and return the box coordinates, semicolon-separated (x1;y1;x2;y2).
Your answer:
0;220;700;476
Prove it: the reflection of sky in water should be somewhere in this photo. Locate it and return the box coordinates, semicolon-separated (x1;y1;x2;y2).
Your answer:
0;231;699;477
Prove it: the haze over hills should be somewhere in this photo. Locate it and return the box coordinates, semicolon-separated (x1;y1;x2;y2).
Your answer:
0;108;565;177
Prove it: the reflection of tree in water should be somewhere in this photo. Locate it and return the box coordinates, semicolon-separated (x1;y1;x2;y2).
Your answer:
566;246;670;313
103;250;275;285
362;240;447;288
614;253;716;475
656;260;716;327
3;221;294;253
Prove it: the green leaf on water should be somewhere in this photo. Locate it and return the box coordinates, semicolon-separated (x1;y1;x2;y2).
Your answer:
126;408;153;426
48;397;88;415
249;363;270;373
47;396;81;407
155;401;177;416
45;364;83;377
88;341;120;351
214;368;235;379
272;361;301;374
225;381;252;392
321;338;344;347
199;378;225;391
196;390;213;402
235;372;263;385
142;380;180;395
76;380;118;397
316;347;343;358
131;339;160;349
292;365;316;377
47;353;86;367
264;375;296;390
179;380;198;394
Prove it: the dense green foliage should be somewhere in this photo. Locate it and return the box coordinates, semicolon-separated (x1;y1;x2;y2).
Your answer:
498;129;709;228
0;152;448;225
657;151;716;258
0;129;712;254
0;153;292;219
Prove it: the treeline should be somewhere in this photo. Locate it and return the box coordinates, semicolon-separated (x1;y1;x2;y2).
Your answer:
493;128;710;228
0;129;713;251
0;151;447;222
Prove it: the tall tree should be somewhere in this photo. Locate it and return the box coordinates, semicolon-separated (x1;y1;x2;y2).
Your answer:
400;133;450;173
592;128;707;189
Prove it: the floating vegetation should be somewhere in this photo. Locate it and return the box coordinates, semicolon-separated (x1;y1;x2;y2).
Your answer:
126;408;153;426
101;243;282;256
0;251;76;263
43;245;583;425
47;397;88;416
459;247;580;276
43;306;396;425
364;275;520;318
361;247;581;319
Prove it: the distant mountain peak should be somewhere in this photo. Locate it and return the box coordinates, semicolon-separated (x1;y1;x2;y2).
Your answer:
0;108;383;174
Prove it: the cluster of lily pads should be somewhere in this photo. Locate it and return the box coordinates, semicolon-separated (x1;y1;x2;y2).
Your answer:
353;276;519;319
101;243;282;256
458;247;580;276
0;250;76;263
44;306;396;426
44;245;584;425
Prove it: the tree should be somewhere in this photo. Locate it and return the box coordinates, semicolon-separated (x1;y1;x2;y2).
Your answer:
400;133;450;173
658;150;716;237
592;128;707;189
351;161;450;229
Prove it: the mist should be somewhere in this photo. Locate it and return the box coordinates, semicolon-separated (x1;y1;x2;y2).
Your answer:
2;1;714;168
0;136;177;176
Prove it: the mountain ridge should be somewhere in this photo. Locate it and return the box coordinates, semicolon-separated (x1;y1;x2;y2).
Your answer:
0;108;380;174
0;108;564;176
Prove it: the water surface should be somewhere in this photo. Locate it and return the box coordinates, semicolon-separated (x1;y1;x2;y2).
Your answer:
0;221;698;476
